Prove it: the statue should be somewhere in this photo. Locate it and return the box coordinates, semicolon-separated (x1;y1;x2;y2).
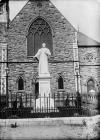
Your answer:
33;43;51;75
33;43;54;109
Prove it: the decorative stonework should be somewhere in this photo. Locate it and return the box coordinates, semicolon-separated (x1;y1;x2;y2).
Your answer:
37;1;42;8
64;49;71;58
84;53;94;62
84;53;96;62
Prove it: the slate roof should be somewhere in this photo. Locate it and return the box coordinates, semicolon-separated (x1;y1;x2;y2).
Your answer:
78;32;100;46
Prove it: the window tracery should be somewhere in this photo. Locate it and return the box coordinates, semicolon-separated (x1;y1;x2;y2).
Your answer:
27;17;53;56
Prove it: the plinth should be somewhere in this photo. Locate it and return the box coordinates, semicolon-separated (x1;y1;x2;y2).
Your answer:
36;74;54;109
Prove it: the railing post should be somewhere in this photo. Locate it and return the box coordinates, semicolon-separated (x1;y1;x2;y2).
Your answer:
16;92;17;108
54;93;55;112
63;93;64;106
72;94;73;106
35;96;36;113
26;94;27;107
49;93;50;112
44;93;45;112
30;94;31;107
11;92;12;108
47;97;48;114
40;94;41;112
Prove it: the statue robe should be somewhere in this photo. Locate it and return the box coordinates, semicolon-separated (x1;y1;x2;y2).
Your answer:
34;47;51;75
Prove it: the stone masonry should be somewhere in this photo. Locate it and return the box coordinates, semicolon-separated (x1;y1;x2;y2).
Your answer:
79;47;100;94
7;0;76;97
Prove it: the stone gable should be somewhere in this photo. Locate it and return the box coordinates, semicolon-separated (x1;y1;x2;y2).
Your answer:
8;0;76;61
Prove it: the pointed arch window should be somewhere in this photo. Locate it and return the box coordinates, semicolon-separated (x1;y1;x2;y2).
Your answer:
35;82;39;98
27;17;53;56
87;78;95;92
58;76;64;89
18;77;24;90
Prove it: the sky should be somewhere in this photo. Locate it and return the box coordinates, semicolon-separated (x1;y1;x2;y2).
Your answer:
9;0;100;43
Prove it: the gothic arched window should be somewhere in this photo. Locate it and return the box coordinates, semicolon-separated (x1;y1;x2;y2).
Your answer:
35;82;39;98
27;17;53;56
87;78;95;92
18;77;24;90
58;76;64;89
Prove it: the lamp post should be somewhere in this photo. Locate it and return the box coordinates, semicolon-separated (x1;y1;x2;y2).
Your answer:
75;66;80;93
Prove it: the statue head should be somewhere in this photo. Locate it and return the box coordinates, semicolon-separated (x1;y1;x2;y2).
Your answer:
42;43;46;48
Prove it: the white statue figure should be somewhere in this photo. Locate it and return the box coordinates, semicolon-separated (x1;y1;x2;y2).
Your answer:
33;43;54;109
33;43;51;75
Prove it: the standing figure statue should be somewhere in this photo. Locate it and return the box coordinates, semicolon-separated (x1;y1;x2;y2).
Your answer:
33;43;54;109
33;43;51;75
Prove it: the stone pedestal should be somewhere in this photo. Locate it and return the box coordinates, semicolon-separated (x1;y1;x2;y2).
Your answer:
39;74;51;97
36;74;54;109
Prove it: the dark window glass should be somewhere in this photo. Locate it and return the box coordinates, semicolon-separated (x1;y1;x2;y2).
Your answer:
18;77;24;90
58;76;64;89
27;17;53;56
35;82;39;98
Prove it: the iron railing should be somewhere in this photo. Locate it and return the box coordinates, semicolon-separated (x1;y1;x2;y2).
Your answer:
0;92;100;119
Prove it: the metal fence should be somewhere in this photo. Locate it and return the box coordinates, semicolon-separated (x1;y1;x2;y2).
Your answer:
0;92;100;119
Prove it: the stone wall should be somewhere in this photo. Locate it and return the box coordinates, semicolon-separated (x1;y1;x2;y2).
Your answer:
8;62;75;95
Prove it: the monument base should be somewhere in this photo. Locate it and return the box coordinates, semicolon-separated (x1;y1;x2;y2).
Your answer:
36;98;54;111
38;74;51;97
36;74;55;111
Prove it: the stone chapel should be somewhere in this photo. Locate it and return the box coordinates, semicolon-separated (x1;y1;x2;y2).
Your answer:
0;0;100;103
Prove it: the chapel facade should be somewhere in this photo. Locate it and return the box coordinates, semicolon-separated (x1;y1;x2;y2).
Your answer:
0;0;100;102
